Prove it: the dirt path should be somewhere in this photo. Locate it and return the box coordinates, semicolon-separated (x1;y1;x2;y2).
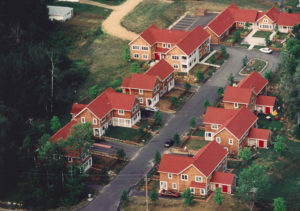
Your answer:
80;0;143;40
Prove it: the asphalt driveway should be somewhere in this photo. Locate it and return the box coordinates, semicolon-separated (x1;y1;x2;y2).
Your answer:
171;13;217;31
79;47;280;211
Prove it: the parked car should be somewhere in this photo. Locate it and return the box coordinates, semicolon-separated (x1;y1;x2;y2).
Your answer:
259;47;272;54
164;139;174;148
159;189;180;198
145;107;159;112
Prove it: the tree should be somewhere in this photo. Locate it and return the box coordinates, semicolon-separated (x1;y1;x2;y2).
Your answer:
236;164;270;202
170;96;178;107
273;135;286;155
138;126;145;135
234;31;241;43
189;116;196;128
173;133;180;146
242;56;248;68
217;87;224;98
120;189;129;203
265;35;272;46
196;70;204;82
214;187;223;205
154;110;162;125
264;69;273;82
203;98;211;111
273;197;286;211
287;0;298;8
184;82;191;93
123;46;130;61
117;148;126;160
99;167;109;185
50;115;61;133
292;124;300;139
209;54;216;64
238;147;252;166
154;151;161;166
89;85;100;99
182;188;194;206
228;73;234;85
275;24;279;33
150;188;159;202
245;21;250;30
220;45;227;59
130;62;140;73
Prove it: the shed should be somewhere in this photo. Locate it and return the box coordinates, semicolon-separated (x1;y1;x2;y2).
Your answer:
47;5;73;22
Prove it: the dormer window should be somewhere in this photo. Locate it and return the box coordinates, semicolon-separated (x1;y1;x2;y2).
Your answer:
234;103;239;108
162;43;166;48
211;124;218;130
139;89;143;94
118;110;124;115
168;173;172;179
167;43;171;48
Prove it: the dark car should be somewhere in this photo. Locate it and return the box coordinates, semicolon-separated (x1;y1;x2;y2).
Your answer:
164;139;174;148
159;189;180;198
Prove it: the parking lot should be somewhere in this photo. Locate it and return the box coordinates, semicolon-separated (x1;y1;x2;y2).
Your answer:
170;13;217;31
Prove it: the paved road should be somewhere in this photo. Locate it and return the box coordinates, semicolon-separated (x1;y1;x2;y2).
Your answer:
80;47;280;211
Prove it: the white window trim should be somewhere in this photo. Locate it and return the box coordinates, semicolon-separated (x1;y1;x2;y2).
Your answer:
200;188;206;195
211;124;218;130
141;46;149;51
181;174;188;181
234;102;239;108
67;157;73;163
168;173;172;179
173;63;179;69
195;176;202;183
263;19;268;23
172;183;177;189
101;117;106;123
229;138;234;145
93;118;97;125
139;89;143;94
118;110;125;115
162;43;166;48
190;187;195;193
132;45;139;50
81;117;85;123
167;44;171;49
139;97;143;103
133;53;139;58
142;54;148;59
216;137;221;143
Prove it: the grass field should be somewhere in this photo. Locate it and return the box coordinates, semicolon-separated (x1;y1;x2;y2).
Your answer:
253;30;272;38
105;126;141;141
92;0;125;5
185;139;207;151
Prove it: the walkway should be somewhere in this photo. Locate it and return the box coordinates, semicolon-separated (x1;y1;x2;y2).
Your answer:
199;50;221;68
80;0;143;40
242;29;266;50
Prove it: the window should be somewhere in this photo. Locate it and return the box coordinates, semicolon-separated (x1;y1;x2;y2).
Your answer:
182;56;187;60
198;45;202;50
172;183;177;189
142;54;148;59
162;43;166;48
132;45;139;50
172;55;179;60
216;137;221;143
93;118;97;125
251;97;255;104
134;53;139;58
195;176;202;182
139;89;143;94
173;64;179;69
190;187;195;193
101;117;106;123
139;98;143;103
234;103;239;108
168;173;172;179
68;157;73;163
200;188;206;195
118;110;124;115
141;46;148;51
181;174;188;181
224;147;229;151
126;119;131;125
263;19;268;23
182;64;187;69
229;138;233;145
167;44;171;49
211;124;218;130
81;153;87;161
81;117;85;123
205;132;212;137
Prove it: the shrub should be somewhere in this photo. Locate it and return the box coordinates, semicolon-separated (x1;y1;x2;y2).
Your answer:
234;31;241;43
130;62;140;73
170;96;178;107
196;70;204;82
120;190;129;203
173;133;180;146
182;188;194;206
292;124;300;139
189;116;196;128
184;82;191;93
209;54;216;64
220;45;228;58
150;188;158;202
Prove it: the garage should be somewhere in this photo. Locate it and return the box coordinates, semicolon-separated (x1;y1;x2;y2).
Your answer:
154;53;160;60
258;140;265;148
265;107;271;114
222;185;228;193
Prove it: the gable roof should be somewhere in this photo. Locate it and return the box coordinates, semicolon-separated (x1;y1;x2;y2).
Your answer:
211;172;235;185
51;120;77;142
256;95;276;106
237;71;268;95
276;13;300;26
264;6;280;22
71;103;87;115
76;87;136;120
205;107;258;140
144;59;174;81
223;86;253;104
248;128;270;140
158;141;228;177
121;73;159;90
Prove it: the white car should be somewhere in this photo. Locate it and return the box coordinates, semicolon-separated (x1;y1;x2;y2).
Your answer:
145;107;159;112
259;48;272;54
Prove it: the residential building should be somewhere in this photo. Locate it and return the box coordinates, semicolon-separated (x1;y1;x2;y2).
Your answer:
203;107;270;156
205;3;300;44
71;87;141;137
223;71;276;114
129;24;210;73
47;5;73;22
121;60;175;107
158;141;235;196
51;120;93;172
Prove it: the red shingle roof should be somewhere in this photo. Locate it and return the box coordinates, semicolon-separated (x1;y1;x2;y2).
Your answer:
277;13;300;26
121;73;159;90
203;107;238;124
51;120;78;142
237;71;268;95
256;95;276;106
248;128;270;140
190;181;206;189
223;86;253;104
158;141;228;177
79;87;136;120
211;172;235;185
264;7;280;22
71;103;87;115
144;59;174;81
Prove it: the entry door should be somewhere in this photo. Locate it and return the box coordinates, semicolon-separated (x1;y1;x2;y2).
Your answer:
222;185;228;193
265;107;271;114
154;53;161;60
160;181;167;190
258;140;265;148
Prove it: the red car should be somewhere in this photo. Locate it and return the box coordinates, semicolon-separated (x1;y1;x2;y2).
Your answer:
159;189;180;198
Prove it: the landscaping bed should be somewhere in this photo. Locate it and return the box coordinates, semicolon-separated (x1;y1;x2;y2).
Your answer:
240;58;267;75
205;50;226;65
189;64;217;84
252;31;272;38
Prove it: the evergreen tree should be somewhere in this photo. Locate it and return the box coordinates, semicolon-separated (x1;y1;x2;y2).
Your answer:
99;167;109;185
120;189;129;203
170;96;178;107
273;197;287;211
214;187;223;205
150;188;158;202
220;45;227;59
203;98;211;111
130;62;140;73
182;188;194;206
238;147;252;166
196;70;204;82
123;46;130;61
117;148;126;160
228;73;234;85
154;110;162;125
89;85;100;99
184;82;191;93
173;133;180;146
189;116;196;128
50;116;61;133
154;151;161;166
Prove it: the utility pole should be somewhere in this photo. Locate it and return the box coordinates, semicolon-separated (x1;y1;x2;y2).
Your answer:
145;175;149;211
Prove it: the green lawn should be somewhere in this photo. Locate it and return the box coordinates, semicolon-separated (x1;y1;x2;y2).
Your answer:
105;126;141;141
241;59;267;74
202;0;273;10
92;0;125;5
194;130;204;137
257;114;284;132
253;31;272;38
185;139;208;151
53;2;112;14
121;0;186;34
276;32;288;40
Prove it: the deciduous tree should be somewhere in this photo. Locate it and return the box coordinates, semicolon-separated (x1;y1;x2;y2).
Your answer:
273;197;287;211
182;188;194;206
154;151;161;166
173;133;180;146
154;110;162;125
238;147;252;166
